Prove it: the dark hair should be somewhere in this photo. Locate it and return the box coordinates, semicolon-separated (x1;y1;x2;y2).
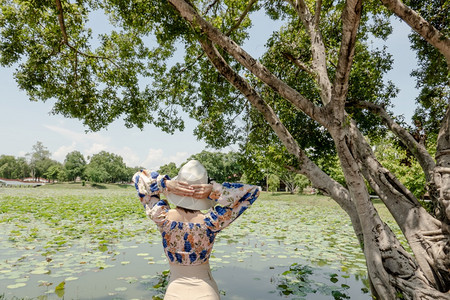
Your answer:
176;206;200;214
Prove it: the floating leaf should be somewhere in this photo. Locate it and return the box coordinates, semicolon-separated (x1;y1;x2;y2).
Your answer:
30;268;49;275
7;282;26;289
55;281;65;298
65;276;78;281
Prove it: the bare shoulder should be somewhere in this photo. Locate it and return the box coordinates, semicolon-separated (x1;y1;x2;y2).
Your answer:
166;209;180;219
166;209;205;223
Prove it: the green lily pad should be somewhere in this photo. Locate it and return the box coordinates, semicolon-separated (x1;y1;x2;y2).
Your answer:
30;268;49;275
7;282;26;289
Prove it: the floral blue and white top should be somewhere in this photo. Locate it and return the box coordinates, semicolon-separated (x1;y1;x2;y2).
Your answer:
133;171;260;266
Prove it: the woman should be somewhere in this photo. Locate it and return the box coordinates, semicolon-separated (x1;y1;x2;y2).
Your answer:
133;160;260;300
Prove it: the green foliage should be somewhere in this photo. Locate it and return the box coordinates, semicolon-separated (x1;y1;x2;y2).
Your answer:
0;142;140;184
158;162;179;179
374;135;427;198
316;155;346;187
406;0;449;139
54;280;65;298
295;174;311;194
150;269;170;299
84;151;128;183
267;173;280;193
27;141;53;179
0;155;29;179
44;163;65;182
185;151;244;183
64;151;86;181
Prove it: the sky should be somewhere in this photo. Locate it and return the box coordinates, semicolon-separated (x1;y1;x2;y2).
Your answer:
0;10;419;171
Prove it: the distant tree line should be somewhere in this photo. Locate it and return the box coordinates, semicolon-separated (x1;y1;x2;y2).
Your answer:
1;140;425;196
0;141;139;184
158;150;311;194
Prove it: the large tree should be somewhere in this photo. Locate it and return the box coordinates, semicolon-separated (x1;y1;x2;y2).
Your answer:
0;155;31;179
64;150;86;181
84;151;127;183
27;141;53;180
1;0;449;299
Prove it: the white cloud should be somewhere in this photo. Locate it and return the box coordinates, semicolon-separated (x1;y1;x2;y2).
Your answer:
116;146;141;167
85;143;108;159
44;124;110;145
140;149;191;171
142;148;164;170
42;123;198;168
168;152;189;166
52;142;77;162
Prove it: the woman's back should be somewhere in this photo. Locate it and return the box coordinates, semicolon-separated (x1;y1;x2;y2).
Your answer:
166;208;205;224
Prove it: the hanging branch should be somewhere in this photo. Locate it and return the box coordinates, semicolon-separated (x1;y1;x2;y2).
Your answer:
203;0;220;15
54;0;119;68
282;51;315;76
356;101;436;181
225;0;258;36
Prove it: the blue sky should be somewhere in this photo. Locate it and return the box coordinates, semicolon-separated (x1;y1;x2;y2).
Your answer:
0;12;418;171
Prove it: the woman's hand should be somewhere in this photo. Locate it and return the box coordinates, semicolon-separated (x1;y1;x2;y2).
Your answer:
191;184;213;199
165;180;195;197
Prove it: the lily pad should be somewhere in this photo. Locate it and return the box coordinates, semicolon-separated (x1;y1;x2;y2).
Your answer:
30;268;49;275
65;276;79;281
7;282;26;289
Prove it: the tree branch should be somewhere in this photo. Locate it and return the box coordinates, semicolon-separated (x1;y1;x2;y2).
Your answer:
347;118;445;290
314;0;322;30
203;0;220;15
199;38;362;243
282;51;315;76
436;105;450;165
54;0;119;68
357;101;436;181
167;0;325;125
55;0;69;44
225;0;258;36
330;0;362;115
286;0;332;104
179;52;205;72
379;0;450;67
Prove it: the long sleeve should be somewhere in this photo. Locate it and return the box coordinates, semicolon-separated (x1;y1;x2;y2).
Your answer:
132;170;171;226
204;182;260;231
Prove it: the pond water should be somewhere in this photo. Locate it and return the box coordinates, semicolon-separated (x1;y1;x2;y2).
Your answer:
0;180;43;186
0;187;388;299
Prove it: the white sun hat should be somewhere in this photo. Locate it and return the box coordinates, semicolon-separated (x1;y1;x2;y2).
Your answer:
166;160;214;210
